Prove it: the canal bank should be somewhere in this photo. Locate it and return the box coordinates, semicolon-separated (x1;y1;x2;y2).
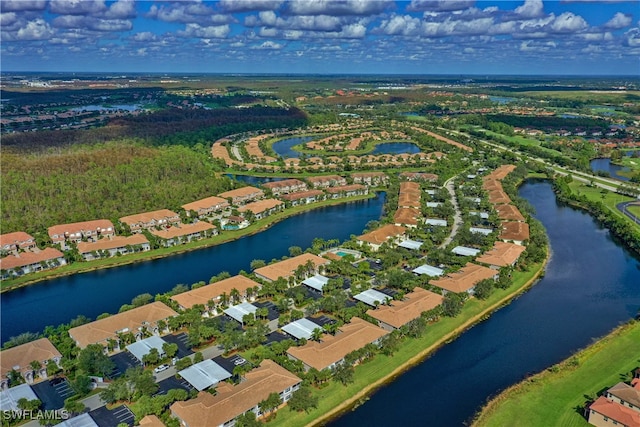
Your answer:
327;180;640;427
0;193;379;293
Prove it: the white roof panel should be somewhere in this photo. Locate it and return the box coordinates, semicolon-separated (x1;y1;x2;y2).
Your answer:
452;246;481;257
470;227;493;235
469;211;490;219
302;274;330;292
0;383;38;411
412;264;444;277
426;202;442;208
58;413;99;427
179;359;231;391
282;318;322;340
126;336;167;362
224;302;258;323
353;289;392;307
425;218;448;227
398;240;423;250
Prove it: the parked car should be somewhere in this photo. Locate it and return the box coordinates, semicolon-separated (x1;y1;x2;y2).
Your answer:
154;364;170;373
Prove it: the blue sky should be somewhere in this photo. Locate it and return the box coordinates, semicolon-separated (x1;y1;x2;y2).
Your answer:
1;0;638;75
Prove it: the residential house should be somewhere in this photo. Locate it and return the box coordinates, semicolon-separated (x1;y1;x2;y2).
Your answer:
394;207;421;228
150;221;217;247
398;182;421;208
499;221;530;245
119;210;180;234
306;175;347;189
218;186;264;206
588;395;640;427
495;204;525;222
476;241;526;269
262;179;307;196
68;301;177;349
170;360;301;427
357;224;406;252
325;184;368;199
0;248;66;279
430;262;498;295
488;189;512;205
48;219;115;249
280;190;324;206
0;232;36;252
77;234;150;261
182;196;230;218
0;338;62;389
254;253;329;283
171;275;261;311
286;317;388;371
399;172;438;182
351;172;389;186
605;382;640;412
367;287;444;331
238;199;284;220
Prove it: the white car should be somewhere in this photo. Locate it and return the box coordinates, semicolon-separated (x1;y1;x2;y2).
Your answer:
234;358;246;366
154;364;170;373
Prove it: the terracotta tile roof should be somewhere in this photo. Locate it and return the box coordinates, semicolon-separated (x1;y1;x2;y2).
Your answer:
68;302;177;348
238;199;283;215
476;242;526;267
119;209;179;226
399;181;421;194
590;396;640;427
48;219;114;239
325;184;366;193
357;224;406;245
430;262;497;293
0;232;35;249
486;164;516;180
77;234;149;254
139;415;165;427
262;179;306;190
218;186;264;200
482;179;503;192
286;317;388;370
170;360;301;427
488;189;512;204
0;338;62;378
495;204;525;221
352;172;387;179
367;288;444;329
306;175;345;185
280;190;324;201
0;248;64;270
254;253;329;282
394;207;421;226
150;221;215;240
171;275;261;309
500;221;530;242
181;196;229;212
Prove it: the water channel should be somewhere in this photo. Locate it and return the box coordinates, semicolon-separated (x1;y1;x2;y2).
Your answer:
330;180;640;427
0;193;386;343
590;158;631;182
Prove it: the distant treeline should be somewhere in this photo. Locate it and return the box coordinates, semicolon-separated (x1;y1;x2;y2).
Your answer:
462;114;611;131
2;106;308;151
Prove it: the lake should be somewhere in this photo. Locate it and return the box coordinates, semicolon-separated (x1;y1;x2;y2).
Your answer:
590;158;631;182
330;180;640;427
0;193;386;343
370;142;421;155
271;136;315;158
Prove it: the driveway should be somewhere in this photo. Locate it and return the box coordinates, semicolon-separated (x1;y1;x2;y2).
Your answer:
162;333;194;359
90;405;135;427
31;378;73;410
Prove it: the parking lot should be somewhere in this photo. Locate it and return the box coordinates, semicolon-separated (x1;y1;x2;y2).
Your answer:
90;405;134;427
308;315;336;329
252;301;279;321
212;354;249;374
264;331;290;345
155;376;194;396
162;332;193;359
108;351;141;378
31;377;73;410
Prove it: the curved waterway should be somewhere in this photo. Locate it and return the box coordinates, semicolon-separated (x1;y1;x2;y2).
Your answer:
330;180;640;427
590;158;631;182
0;193;386;343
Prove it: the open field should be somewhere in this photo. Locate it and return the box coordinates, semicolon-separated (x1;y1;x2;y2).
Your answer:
517;90;640;103
473;320;640;427
567;181;640;232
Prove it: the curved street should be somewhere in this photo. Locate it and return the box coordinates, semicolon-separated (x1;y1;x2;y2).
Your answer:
438;176;462;249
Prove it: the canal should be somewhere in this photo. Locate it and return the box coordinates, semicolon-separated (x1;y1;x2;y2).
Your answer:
330;180;640;427
1;193;386;343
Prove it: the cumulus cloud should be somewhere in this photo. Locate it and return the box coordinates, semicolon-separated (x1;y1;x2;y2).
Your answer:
378;14;422;36
178;23;230;39
285;0;391;16
218;0;284;13
104;0;136;20
147;2;234;25
624;27;640;47
0;0;46;12
52;15;132;32
13;18;54;40
550;12;588;33
0;12;18;27
49;0;107;16
131;31;157;42
514;0;544;19
250;40;283;49
408;0;475;12
604;12;632;29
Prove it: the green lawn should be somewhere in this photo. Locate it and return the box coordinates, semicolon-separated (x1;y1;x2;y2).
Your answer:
627;204;640;218
264;262;544;427
567;181;640;232
473;320;640;427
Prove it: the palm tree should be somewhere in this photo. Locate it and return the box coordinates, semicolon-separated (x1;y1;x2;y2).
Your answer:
230;288;241;305
311;328;323;342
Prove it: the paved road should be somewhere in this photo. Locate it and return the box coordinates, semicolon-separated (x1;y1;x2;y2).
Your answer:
617;201;640;224
438;176;463;250
230;144;244;162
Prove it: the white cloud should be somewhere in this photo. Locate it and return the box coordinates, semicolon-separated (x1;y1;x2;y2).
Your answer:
104;0;136;20
178;23;230;39
286;0;391;16
147;3;234;25
378;14;422;36
49;0;107;16
250;40;283;49
15;18;54;40
408;0;475;12
514;0;544;19
0;0;46;12
259;26;278;37
132;31;157;42
0;12;18;27
604;12;632;29
218;0;284;13
624;28;640;47
550;12;588;33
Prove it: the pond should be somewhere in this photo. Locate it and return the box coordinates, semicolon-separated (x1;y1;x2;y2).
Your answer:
271;136;315;158
370;142;421;155
589;158;631;182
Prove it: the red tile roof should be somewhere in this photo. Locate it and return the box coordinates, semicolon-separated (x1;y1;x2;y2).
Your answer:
0;248;64;270
590;396;640;427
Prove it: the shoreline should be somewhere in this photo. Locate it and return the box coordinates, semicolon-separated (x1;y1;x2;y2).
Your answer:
309;249;550;427
1;193;378;294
